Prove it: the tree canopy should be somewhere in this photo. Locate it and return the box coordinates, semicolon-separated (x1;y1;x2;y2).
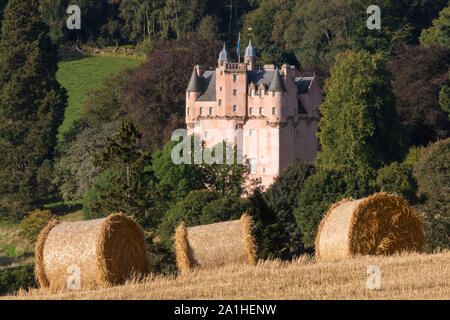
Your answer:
413;138;450;251
54;121;118;201
316;50;407;178
294;167;372;251
420;5;450;49
123;34;221;152
264;162;315;257
87;120;155;225
387;44;450;146
0;0;67;220
239;0;448;69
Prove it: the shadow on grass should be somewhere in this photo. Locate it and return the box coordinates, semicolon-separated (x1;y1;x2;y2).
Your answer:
0;251;34;268
58;55;91;63
43;202;82;217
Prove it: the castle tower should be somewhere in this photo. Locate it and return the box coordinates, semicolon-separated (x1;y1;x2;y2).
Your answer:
185;41;322;189
186;67;202;124
244;39;256;71
215;43;247;121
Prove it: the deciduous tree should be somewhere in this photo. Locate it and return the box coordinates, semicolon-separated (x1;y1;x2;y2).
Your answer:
123;34;221;152
420;5;450;49
374;161;418;204
317;50;407;178
294;167;373;251
413;138;450;251
387;44;450;146
264;162;315;257
82;66;135;126
54;121;118;201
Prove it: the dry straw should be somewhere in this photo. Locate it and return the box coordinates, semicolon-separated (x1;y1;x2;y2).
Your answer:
315;192;425;260
35;213;152;290
175;213;258;273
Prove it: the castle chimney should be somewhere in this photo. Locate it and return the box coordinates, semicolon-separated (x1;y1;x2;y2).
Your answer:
282;64;293;79
195;65;207;76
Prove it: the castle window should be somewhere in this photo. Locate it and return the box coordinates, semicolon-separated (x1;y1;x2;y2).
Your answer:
249;129;255;136
260;89;265;96
262;168;266;174
205;131;209;138
272;107;277;115
281;106;285;116
200;107;204;115
272;91;275;97
249;107;254;115
233;74;237;82
220;87;223;92
218;99;222;106
209;107;214;115
250;89;255;97
233;105;237;112
233;89;237;96
249;158;256;174
187;107;191;115
259;107;264;115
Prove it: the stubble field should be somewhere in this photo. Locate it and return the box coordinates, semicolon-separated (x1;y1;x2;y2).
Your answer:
4;250;449;300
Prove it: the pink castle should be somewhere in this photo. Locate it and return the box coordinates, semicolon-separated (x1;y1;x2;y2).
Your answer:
186;41;322;188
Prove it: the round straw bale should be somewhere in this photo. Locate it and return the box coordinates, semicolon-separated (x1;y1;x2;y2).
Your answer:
35;213;151;290
315;192;425;260
175;213;257;273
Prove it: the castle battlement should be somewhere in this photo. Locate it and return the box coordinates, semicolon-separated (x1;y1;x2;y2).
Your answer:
222;62;246;72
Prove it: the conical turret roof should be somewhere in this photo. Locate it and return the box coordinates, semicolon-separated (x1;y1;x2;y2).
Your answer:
186;67;203;92
218;43;231;61
268;69;286;92
245;39;256;57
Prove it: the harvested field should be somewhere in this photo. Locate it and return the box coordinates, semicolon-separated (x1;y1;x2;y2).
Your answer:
5;251;449;300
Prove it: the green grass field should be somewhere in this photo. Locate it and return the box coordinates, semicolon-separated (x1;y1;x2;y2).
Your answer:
0;206;84;270
0;221;34;269
56;55;143;143
0;55;144;270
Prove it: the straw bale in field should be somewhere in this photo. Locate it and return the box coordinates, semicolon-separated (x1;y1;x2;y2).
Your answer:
315;192;425;260
175;213;257;273
35;213;151;290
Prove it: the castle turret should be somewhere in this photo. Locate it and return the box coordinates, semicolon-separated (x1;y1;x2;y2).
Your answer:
218;43;231;66
186;67;202;124
267;68;285;121
244;39;256;70
187;67;203;93
268;68;286;92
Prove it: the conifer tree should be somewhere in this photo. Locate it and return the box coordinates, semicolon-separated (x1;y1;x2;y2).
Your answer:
88;121;154;224
0;0;7;38
0;0;67;220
